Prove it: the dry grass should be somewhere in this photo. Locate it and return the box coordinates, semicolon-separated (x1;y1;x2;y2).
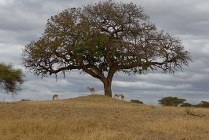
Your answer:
1;94;209;140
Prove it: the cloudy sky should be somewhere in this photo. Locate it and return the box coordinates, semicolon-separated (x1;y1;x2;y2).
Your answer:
0;0;209;105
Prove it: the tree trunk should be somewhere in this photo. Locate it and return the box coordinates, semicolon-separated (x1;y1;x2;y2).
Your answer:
103;78;112;97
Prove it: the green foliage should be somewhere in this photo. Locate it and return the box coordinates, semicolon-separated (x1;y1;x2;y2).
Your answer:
130;99;143;104
158;96;186;107
195;101;209;108
181;101;209;108
0;63;24;94
180;102;192;107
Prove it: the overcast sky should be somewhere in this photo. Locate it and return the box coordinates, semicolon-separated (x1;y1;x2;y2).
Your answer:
0;0;209;105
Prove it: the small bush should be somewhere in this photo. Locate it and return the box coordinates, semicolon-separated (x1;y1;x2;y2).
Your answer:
130;99;143;104
21;99;31;101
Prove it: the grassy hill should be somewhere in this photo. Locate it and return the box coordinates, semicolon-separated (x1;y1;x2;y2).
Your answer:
0;94;209;140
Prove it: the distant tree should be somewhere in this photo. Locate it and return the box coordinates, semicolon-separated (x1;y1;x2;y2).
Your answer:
130;99;143;104
22;1;191;97
195;101;209;108
0;63;24;94
158;96;186;107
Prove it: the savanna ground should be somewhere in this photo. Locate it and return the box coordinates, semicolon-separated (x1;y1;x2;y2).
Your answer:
0;94;209;140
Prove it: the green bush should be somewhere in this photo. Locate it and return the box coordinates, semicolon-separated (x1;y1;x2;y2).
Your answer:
130;99;143;104
180;102;192;107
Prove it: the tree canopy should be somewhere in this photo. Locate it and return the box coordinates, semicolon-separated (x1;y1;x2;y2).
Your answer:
22;1;191;97
158;96;186;107
0;63;24;94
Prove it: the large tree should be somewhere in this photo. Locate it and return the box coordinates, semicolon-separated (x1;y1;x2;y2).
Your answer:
22;1;191;97
0;63;24;94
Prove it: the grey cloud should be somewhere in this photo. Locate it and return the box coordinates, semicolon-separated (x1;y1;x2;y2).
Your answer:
0;44;22;65
0;0;81;44
138;0;209;36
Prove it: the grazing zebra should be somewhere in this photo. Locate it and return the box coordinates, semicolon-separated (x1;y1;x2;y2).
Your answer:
87;87;95;94
52;94;58;100
114;93;124;100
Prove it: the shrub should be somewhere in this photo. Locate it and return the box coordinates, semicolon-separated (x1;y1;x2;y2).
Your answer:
130;99;143;104
21;99;31;101
180;102;192;107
